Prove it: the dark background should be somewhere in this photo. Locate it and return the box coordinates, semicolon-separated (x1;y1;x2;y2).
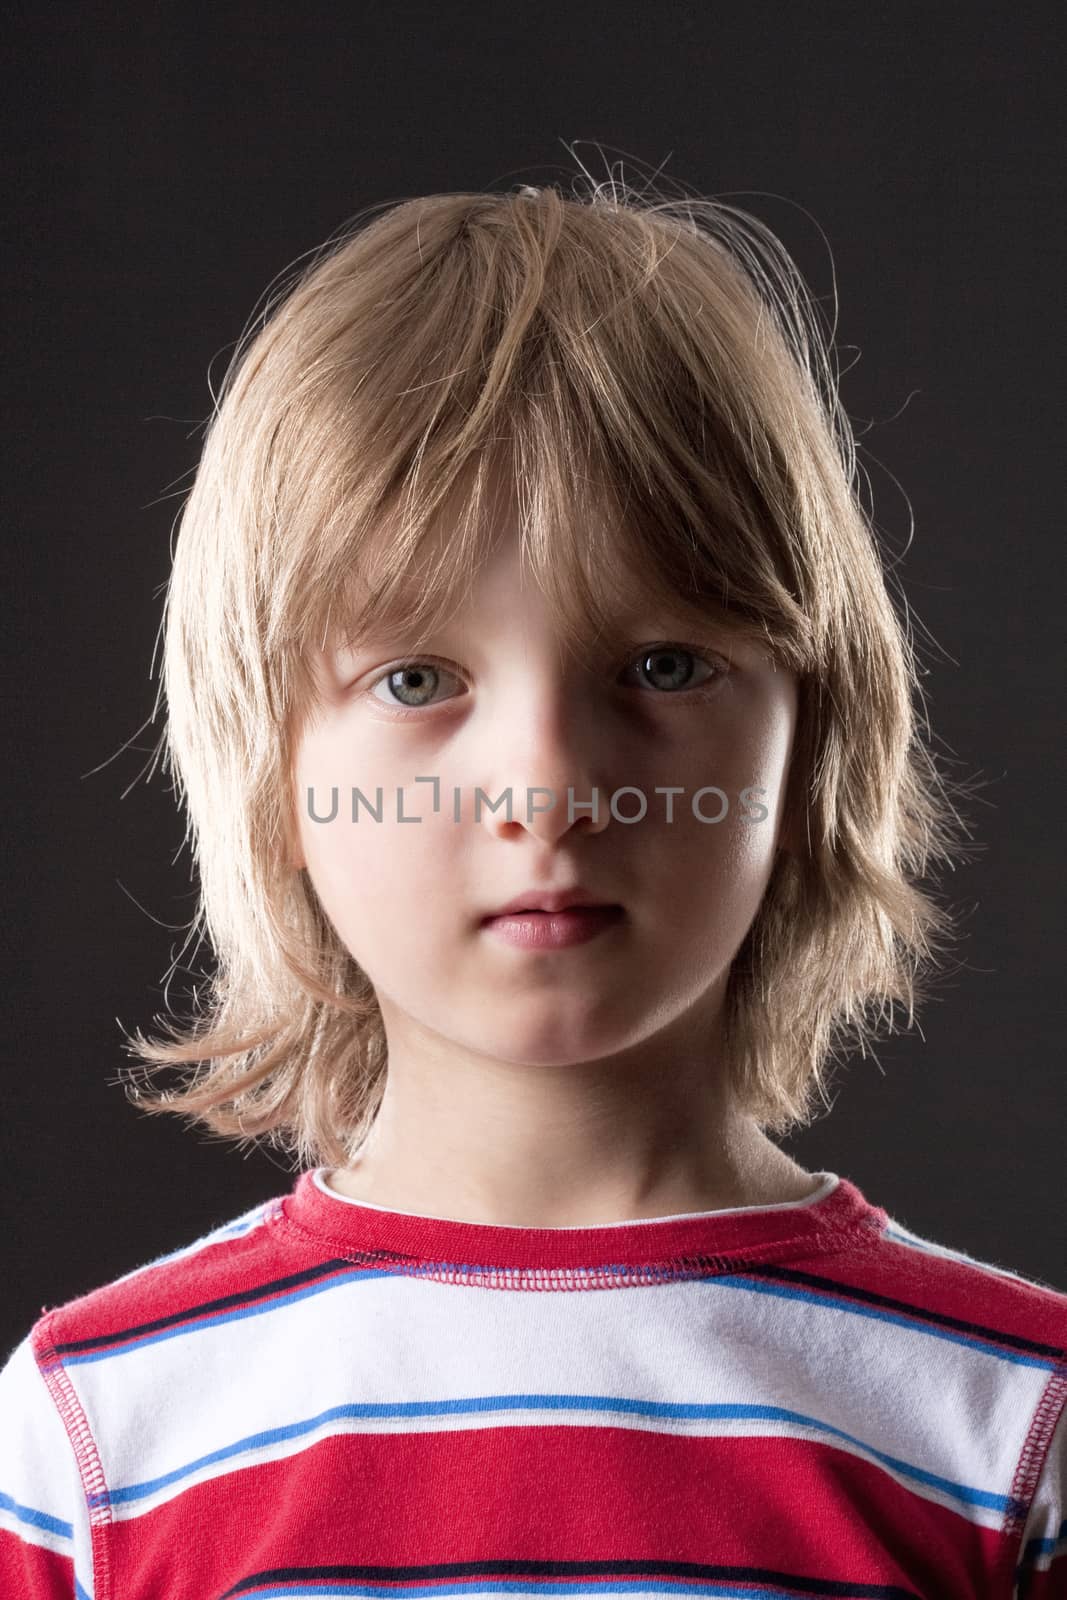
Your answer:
4;1;1064;1355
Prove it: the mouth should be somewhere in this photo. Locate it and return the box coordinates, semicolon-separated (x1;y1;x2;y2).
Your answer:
480;904;626;950
479;903;621;922
481;886;622;920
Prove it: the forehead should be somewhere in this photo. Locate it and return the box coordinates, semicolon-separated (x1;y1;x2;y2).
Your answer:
325;533;751;649
315;451;778;664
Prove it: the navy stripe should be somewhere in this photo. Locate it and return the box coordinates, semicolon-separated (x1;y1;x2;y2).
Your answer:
219;1557;925;1599
52;1254;1067;1369
50;1258;368;1354
757;1264;1067;1361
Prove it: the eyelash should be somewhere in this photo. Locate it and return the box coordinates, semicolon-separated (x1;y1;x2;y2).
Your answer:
364;643;731;716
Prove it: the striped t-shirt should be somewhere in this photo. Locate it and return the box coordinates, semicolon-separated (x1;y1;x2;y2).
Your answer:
2;1166;1065;1599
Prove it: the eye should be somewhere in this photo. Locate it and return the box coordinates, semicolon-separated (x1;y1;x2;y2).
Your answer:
364;642;729;715
368;659;463;711
622;643;728;697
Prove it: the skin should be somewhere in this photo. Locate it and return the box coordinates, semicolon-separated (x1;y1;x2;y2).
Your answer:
290;498;819;1227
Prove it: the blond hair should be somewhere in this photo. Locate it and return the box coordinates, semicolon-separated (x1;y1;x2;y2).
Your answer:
118;171;977;1170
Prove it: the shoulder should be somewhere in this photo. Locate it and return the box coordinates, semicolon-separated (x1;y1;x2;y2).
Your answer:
4;1187;298;1478
26;1190;291;1370
0;1191;292;1593
868;1203;1067;1336
0;1328;88;1589
845;1200;1067;1396
864;1203;1067;1580
794;1193;1067;1586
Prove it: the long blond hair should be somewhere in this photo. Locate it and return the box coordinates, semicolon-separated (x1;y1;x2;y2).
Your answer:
118;173;977;1170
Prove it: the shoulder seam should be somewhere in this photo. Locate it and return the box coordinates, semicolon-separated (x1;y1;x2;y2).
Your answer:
1004;1358;1067;1592
31;1310;113;1600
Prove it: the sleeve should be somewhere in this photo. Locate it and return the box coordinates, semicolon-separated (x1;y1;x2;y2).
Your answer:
1015;1393;1067;1598
0;1328;95;1598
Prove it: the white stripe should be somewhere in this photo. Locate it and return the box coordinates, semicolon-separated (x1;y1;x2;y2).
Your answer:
0;1504;73;1557
68;1258;1046;1529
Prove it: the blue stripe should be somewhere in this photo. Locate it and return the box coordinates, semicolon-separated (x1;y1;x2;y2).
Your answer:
96;1393;1012;1518
62;1263;380;1365
64;1262;1061;1376
1020;1518;1067;1561
0;1489;73;1540
713;1273;1060;1371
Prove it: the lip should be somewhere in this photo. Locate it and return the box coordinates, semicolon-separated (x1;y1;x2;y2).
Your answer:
481;905;626;950
481;886;619;920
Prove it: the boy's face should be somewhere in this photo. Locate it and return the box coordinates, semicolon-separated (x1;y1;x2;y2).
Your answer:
290;515;799;1075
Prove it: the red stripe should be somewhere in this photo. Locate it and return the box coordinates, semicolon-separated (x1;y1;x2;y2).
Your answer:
0;1525;76;1596
105;1427;1015;1598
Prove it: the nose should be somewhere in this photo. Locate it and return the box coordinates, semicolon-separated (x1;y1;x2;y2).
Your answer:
482;677;612;845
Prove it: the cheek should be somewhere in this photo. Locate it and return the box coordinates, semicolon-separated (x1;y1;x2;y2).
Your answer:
645;797;781;945
300;800;458;947
670;810;772;886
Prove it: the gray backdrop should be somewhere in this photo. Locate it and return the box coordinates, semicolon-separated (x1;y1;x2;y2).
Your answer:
4;0;1063;1353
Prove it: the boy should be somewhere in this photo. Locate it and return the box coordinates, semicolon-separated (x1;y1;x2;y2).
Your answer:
2;178;1064;1597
